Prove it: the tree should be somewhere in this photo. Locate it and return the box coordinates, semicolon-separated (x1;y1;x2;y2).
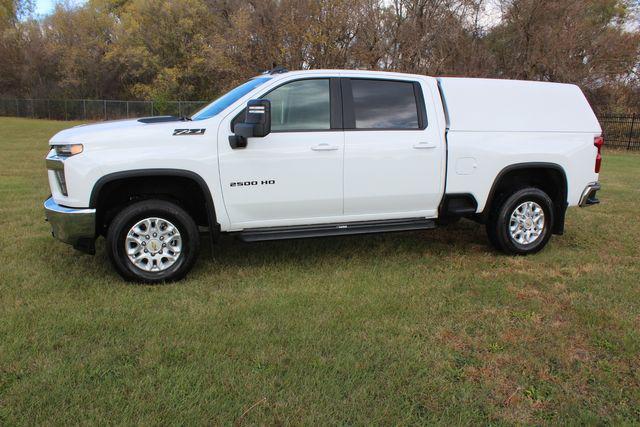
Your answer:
0;0;638;112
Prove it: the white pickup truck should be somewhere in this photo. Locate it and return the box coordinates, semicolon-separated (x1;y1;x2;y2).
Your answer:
44;69;603;282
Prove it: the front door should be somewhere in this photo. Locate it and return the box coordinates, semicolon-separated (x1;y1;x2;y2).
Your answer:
218;78;344;228
342;78;444;219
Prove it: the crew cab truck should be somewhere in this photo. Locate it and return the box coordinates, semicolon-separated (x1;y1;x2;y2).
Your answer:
44;69;603;283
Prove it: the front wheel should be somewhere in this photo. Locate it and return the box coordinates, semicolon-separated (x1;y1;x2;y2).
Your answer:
486;187;554;255
107;200;200;283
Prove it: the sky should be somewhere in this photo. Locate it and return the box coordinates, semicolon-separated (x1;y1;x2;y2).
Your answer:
33;0;86;17
33;0;56;16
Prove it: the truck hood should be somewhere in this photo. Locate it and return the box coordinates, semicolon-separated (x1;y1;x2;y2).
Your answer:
48;117;203;146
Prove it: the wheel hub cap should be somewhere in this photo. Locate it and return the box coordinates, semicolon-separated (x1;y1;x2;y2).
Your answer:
148;239;162;253
125;217;182;272
509;201;545;245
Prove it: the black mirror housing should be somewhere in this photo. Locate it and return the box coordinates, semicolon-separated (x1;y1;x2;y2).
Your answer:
245;99;271;137
229;99;271;149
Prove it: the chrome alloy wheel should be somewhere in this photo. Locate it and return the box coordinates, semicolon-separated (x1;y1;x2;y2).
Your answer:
125;217;182;272
509;201;545;245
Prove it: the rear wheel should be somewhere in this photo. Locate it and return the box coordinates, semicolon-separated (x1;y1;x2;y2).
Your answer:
107;200;200;283
486;187;554;255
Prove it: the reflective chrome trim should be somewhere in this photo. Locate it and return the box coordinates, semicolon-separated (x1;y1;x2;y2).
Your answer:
508;201;545;245
125;217;183;272
579;182;601;207
45;155;65;171
44;197;96;253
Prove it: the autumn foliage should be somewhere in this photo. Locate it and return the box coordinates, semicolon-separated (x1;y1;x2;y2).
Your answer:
1;0;638;112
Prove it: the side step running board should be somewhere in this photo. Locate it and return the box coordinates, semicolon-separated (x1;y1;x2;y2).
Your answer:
238;218;436;242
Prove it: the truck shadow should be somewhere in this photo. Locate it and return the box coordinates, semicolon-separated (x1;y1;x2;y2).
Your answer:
73;219;492;283
198;218;492;270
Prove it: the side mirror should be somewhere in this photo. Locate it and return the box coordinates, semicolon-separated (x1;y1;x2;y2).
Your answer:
229;99;271;149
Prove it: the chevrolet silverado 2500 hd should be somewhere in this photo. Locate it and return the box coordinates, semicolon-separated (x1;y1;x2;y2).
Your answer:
44;69;603;282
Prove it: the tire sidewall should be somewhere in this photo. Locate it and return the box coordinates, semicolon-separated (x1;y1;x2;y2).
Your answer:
496;188;554;255
107;200;199;283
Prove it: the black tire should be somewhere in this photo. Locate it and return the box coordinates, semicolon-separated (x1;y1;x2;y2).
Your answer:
486;187;554;255
107;199;200;283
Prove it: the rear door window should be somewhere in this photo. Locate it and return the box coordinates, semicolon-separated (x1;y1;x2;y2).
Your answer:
350;79;421;129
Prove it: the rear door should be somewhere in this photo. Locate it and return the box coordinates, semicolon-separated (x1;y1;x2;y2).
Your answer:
342;77;444;218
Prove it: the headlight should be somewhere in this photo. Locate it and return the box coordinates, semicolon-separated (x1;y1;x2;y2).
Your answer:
53;144;83;157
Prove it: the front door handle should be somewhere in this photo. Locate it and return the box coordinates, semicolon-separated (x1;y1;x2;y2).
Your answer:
413;141;437;149
311;143;339;151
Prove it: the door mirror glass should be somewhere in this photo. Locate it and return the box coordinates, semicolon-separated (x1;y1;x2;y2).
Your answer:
245;99;271;137
229;99;271;149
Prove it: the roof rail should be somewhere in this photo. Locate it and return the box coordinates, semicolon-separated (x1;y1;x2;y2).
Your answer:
262;66;289;75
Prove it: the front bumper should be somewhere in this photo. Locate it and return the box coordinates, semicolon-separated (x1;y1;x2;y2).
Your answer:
579;182;601;207
44;197;96;254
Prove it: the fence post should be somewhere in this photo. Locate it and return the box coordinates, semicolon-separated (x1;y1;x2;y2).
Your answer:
151;101;154;116
83;100;87;120
126;101;129;118
104;100;107;121
15;99;19;116
64;100;68;120
628;114;636;150
31;99;34;118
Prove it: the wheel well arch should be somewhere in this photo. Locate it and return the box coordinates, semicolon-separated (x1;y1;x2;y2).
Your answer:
482;162;568;234
90;169;218;238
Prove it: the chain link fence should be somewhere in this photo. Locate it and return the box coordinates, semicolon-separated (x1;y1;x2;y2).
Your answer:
0;98;209;121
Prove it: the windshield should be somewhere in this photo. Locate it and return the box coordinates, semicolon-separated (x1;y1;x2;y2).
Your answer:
191;77;271;121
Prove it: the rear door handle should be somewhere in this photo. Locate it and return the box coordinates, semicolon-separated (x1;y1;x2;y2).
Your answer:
413;141;437;149
311;143;339;151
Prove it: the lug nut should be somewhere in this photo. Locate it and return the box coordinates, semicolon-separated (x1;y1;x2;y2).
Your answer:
144;249;148;253
160;236;164;241
142;241;146;246
153;233;157;237
162;243;166;247
146;235;150;239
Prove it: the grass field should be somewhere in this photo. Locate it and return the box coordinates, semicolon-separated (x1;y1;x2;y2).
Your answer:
1;117;639;425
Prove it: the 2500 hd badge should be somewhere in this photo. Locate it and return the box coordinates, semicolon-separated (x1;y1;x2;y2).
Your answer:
230;180;276;187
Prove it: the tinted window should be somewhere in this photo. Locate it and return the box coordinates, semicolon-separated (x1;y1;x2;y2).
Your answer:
191;77;271;121
351;79;420;129
263;79;330;131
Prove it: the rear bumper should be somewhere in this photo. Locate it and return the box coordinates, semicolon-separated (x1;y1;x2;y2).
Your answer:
579;182;601;207
44;197;96;254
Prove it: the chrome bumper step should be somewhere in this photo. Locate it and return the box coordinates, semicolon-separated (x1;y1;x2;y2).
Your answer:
579;182;601;207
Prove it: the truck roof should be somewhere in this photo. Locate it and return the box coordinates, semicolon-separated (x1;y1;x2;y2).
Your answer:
437;77;601;133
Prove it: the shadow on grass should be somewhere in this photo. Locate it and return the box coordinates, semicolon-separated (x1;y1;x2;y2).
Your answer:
199;218;492;268
40;219;494;284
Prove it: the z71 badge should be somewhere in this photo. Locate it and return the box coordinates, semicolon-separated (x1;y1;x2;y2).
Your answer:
173;129;206;136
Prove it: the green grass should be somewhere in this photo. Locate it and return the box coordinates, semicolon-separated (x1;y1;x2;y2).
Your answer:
1;117;639;425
